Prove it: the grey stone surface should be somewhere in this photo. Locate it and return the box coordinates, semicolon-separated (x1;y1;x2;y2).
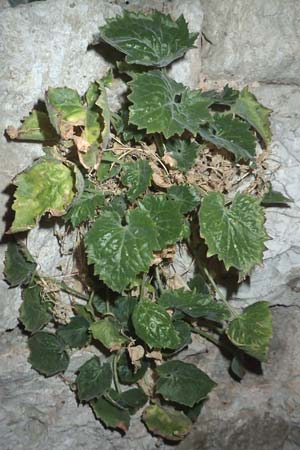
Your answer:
200;0;300;85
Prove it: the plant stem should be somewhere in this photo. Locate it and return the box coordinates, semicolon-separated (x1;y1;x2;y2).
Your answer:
139;273;147;300
155;266;164;294
41;276;90;301
192;327;220;347
112;352;122;394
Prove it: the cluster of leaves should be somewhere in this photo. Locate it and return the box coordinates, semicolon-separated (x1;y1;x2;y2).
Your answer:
4;10;290;442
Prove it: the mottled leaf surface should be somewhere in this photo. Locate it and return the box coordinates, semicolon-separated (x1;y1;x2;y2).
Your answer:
11;158;75;232
167;185;201;214
121;160;152;201
165;139;201;172
226;301;272;362
199;114;256;162
128;71;212;138
132;300;181;349
231;87;272;145
64;185;105;227
100;11;197;67
143;404;192;441
199;192;268;276
156;360;216;407
85;209;157;292
76;356;112;402
4;241;37;287
57;316;91;348
6;110;58;142
19;285;52;333
28;332;69;377
159;288;229;321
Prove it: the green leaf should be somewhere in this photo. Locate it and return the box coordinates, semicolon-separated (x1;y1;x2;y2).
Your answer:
139;194;184;250
159;288;229;321
199;114;256;162
100;10;197;68
230;355;246;380
199;192;268;276
6;110;58;142
57;316;91;348
226;301;273;362
107;387;147;415
95;80;111;151
167;185;201;214
203;84;239;106
64;185;105;227
91;396;130;432
111;109;146;143
132;300;181;349
97;152;121;182
73;304;94;323
19;285;52;333
10;158;75;233
117;351;149;385
262;185;291;206
128;71;212;139
76;356;112;402
111;296;137;330
231;87;272;145
155;360;216;407
85;209;157;293
172;320;192;348
165;139;201;172
28;332;69;377
143;404;192;441
4;241;37;287
90;318;128;351
121;160;152;201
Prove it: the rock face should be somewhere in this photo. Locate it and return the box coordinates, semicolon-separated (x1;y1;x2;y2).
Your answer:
1;0;300;449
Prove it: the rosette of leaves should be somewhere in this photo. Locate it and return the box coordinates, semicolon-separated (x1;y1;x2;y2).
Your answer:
4;9;276;443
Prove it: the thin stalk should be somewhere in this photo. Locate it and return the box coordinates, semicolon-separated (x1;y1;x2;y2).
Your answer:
155;266;164;294
40;276;90;301
192;327;220;347
112;352;122;394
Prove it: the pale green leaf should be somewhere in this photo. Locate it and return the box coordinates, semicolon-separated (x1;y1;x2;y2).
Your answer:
121;160;152;201
76;356;112;401
226;301;273;362
57;316;91;348
28;332;69;377
199;192;268;276
11;158;76;233
128;71;212;139
199;114;256;162
100;10;197;67
95;80;111;151
6;110;58;142
4;241;37;287
85;209;157;293
167;185;201;214
90;318;128;351
231;87;272;145
143;404;192;441
156;360;216;407
165;139;201;172
159;288;230;321
132;300;181;349
139;194;185;250
19;285;52;333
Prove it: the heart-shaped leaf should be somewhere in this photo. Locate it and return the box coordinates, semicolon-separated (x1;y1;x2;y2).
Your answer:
76;356;112;402
28;332;69;377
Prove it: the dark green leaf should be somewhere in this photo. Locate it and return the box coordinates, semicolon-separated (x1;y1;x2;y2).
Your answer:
90;317;128;350
167;185;201;213
4;241;37;287
159;288;229;321
172;320;192;348
111;110;146;143
231;87;272;145
203;84;239;106
19;285;52;333
226;301;273;362
28;332;69;377
128;71;212;139
230;355;246;380
156;360;216;407
105;195;127;219
199;192;268;277
199;114;256;162
262;186;291;206
188;273;210;295
121;160;152;201
57;316;91;348
139;194;185;250
11;158;75;233
112;296;137;330
165;139;201;172
117;351;149;385
143;404;192;441
183;401;204;423
132;300;181;349
97;156;121;182
91;396;130;432
6;110;58;142
85;209;157;293
110;388;147;415
64;185;105;227
100;11;197;67
76;356;112;402
73;304;94;323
